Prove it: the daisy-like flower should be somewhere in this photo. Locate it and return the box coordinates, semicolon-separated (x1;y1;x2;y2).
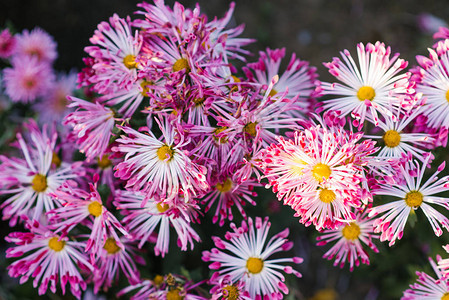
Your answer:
34;71;77;124
320;41;412;127
0;28;16;58
64;96;116;161
368;154;449;246
15;27;57;63
83;14;142;94
49;178;128;255
3;55;54;103
244;47;319;116
119;273;207;300
5;220;94;299
0;120;83;225
114;189;201;257
92;236;144;293
202;217;303;300
202;169;259;226
209;275;252;300
113;116;209;204
316;210;379;271
365;101;435;163
402;256;449;300
414;40;449;130
260;123;375;221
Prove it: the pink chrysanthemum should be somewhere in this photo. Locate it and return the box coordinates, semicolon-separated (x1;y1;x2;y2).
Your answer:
113;116;209;204
5;220;93;299
369;154;449;246
15;27;57;63
0;28;16;58
320;42;412;127
34;71;77;124
83;14;142;94
414;40;449;130
209;275;251;300
114;189;201;257
202;169;259;226
64;96;116;161
92;236;144;293
316;210;379;271
119;273;206;300
0;120;84;225
402;256;449;300
365;101;435;163
244;47;319;116
49;179;128;255
202;217;303;300
260;122;376;229
3;55;54;103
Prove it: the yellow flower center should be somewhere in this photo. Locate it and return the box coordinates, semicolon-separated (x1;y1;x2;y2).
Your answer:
230;75;241;83
223;284;239;300
446;90;449;103
153;274;164;286
88;201;103;217
213;127;228;144
173;58;190;73
193;97;205;106
103;238;121;254
97;155;112;169
312;163;331;182
319;189;336;203
383;130;401;148
140;80;151;97
166;289;184;300
48;237;65;252
357;86;376;101
123;54;137;69
441;293;449;300
32;174;48;192
246;257;264;274
404;190;423;208
157;145;174;161
52;153;61;168
216;178;233;193
243;122;257;137
342;223;361;240
157;203;170;213
269;88;278;97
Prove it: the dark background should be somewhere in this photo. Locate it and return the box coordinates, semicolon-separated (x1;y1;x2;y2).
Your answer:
2;1;449;299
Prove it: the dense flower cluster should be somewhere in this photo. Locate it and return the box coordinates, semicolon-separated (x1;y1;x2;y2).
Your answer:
2;1;449;299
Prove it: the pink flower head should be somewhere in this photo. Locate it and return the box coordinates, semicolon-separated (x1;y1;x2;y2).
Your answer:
92;236;144;293
34;71;77;124
414;40;449;131
209;275;251;300
260;122;376;229
244;47;319;117
5;220;93;299
402;256;449;299
82;14;142;94
202;167;259;226
15;27;57;63
320;42;413;127
114;189;201;257
369;154;449;246
0;120;84;225
49;178;128;256
202;217;303;300
113;116;209;205
64;96;116;161
316;210;379;271
118;273;207;300
0;28;16;58
3;55;54;103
